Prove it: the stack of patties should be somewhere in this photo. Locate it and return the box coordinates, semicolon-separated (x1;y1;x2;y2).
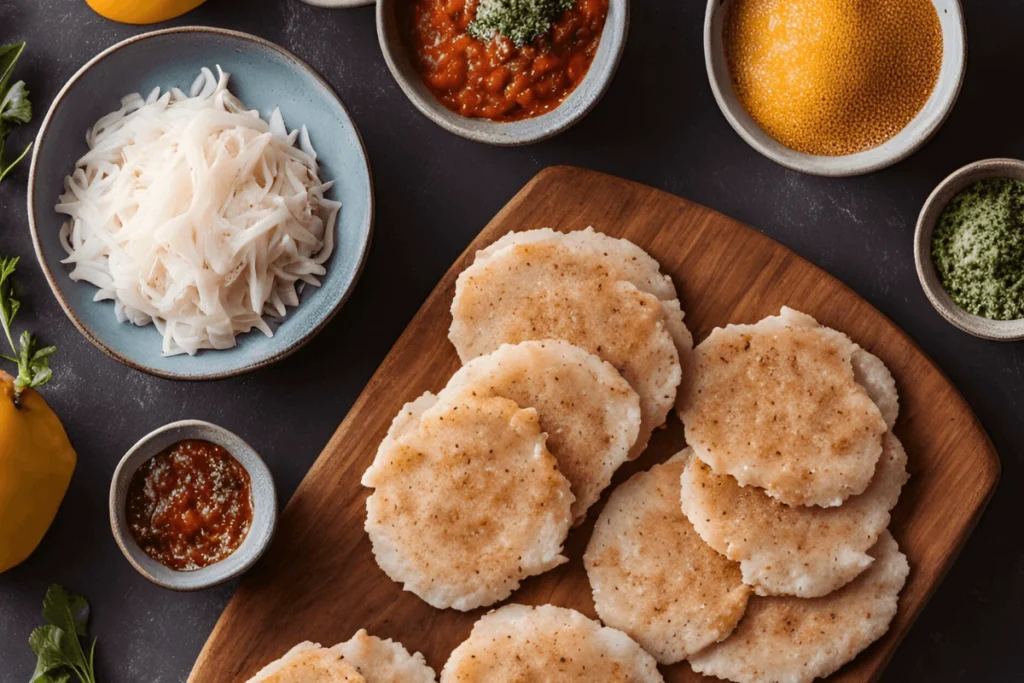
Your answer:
449;227;693;458
362;228;692;611
584;307;910;683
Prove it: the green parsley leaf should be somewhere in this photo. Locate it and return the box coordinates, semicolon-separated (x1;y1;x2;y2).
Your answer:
35;673;71;683
0;42;31;181
27;339;54;387
29;626;76;682
28;586;99;683
1;80;32;125
0;253;57;402
42;585;91;637
15;331;55;394
0;254;22;344
0;43;26;95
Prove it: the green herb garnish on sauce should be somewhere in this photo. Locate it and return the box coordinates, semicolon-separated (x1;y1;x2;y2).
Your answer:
468;0;575;46
932;177;1024;321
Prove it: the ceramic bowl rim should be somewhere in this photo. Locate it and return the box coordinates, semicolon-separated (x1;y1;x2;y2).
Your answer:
913;157;1024;341
702;0;968;177
108;419;278;591
26;25;375;381
375;0;630;146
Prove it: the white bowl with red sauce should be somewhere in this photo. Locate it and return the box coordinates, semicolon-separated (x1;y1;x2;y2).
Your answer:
109;420;277;591
377;0;629;145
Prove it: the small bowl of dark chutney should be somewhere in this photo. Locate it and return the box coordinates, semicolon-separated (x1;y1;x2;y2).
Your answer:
915;158;1024;341
377;0;629;145
109;420;277;590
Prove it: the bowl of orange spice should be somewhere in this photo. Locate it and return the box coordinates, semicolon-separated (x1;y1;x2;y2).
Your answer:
705;0;966;176
378;0;628;145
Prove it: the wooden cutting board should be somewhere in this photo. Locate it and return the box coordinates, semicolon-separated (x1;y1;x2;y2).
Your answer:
189;166;1000;683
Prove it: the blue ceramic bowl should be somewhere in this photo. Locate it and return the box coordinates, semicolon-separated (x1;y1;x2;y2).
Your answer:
27;27;373;380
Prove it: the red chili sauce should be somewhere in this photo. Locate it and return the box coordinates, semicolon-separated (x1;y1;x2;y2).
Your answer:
401;0;609;121
126;439;253;572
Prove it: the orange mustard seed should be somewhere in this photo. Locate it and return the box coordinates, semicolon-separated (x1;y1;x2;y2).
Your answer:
724;0;943;156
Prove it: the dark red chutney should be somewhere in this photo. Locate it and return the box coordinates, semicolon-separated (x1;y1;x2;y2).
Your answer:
401;0;609;122
126;439;253;572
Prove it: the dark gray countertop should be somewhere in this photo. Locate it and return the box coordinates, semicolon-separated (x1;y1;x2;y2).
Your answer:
0;0;1021;680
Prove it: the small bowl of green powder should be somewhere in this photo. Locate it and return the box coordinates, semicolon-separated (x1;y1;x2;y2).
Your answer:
915;158;1024;341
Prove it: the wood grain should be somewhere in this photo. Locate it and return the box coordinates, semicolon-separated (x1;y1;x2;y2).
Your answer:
188;166;1000;683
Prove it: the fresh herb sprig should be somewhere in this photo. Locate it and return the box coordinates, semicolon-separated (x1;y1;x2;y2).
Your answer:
0;42;33;181
0;254;56;401
29;585;100;683
467;0;574;46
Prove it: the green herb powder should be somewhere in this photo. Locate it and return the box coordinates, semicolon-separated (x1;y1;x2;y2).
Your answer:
931;177;1024;320
467;0;575;46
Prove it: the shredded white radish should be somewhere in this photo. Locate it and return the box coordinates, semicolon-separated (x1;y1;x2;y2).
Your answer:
56;66;341;356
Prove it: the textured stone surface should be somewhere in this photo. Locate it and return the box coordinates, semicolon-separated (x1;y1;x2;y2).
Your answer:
0;0;1021;681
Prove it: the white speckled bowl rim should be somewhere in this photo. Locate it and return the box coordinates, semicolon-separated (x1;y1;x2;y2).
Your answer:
704;0;967;177
914;158;1024;341
109;420;278;591
377;0;629;146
